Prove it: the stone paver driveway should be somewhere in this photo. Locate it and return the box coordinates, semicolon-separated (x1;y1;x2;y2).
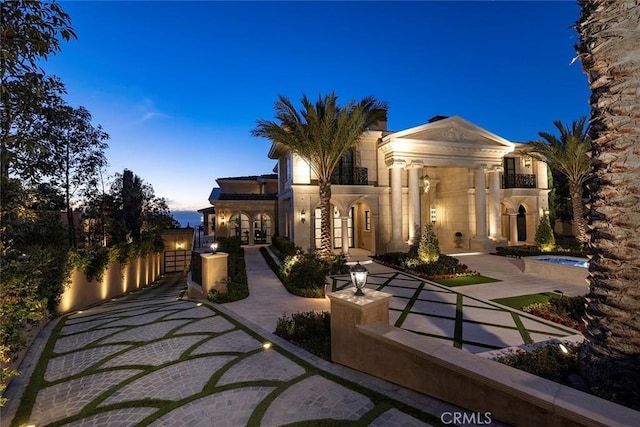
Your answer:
331;271;579;354
8;274;444;427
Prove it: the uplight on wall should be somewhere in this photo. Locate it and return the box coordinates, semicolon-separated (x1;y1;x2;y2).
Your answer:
430;207;437;223
300;208;306;224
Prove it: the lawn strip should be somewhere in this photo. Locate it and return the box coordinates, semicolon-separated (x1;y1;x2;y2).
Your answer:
491;292;557;310
511;312;533;344
453;295;464;349
393;283;425;328
10;317;66;427
433;275;501;287
245;373;312;426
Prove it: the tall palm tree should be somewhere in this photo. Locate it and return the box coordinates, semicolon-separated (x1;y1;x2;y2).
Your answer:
523;117;592;243
252;93;387;259
576;0;640;407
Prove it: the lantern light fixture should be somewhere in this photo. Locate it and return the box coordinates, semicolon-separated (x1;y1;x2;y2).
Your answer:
430;207;437;224
423;175;431;194
300;208;306;224
210;242;219;254
350;261;369;296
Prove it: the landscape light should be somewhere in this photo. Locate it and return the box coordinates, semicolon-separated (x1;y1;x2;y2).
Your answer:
350;261;369;296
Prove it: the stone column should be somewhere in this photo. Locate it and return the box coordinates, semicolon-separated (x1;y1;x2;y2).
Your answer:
489;166;503;240
474;164;488;239
407;161;423;244
341;216;350;256
509;213;519;245
387;160;406;251
328;288;392;368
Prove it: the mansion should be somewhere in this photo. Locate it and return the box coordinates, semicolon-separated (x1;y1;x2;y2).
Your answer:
203;115;550;255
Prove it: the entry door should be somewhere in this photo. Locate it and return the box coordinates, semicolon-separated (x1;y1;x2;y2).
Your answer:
333;207;354;249
517;205;527;241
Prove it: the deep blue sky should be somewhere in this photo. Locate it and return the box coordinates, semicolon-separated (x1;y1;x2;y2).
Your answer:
46;1;589;223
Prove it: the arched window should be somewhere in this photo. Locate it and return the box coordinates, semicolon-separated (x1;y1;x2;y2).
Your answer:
253;213;272;244
230;213;250;244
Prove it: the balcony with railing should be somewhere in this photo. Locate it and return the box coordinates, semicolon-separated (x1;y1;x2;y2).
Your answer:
331;167;368;185
503;173;536;189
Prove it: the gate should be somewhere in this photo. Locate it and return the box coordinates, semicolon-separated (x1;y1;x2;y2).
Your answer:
164;250;191;273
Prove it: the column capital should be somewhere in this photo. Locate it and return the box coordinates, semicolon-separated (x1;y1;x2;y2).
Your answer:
386;159;406;169
490;165;503;172
406;160;424;170
477;164;488;171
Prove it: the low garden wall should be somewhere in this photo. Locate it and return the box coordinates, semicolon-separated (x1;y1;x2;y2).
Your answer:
58;253;162;314
522;255;590;287
328;289;639;427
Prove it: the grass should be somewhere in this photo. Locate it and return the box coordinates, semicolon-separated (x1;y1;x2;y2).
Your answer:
492;292;559;310
432;275;500;287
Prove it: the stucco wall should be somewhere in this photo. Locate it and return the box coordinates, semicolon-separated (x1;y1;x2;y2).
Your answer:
58;253;162;314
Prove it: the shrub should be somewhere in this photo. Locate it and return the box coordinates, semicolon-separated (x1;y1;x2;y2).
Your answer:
549;295;586;322
207;244;249;304
216;236;243;256
535;216;555;252
411;255;468;277
371;252;412;266
417;223;440;263
284;253;328;290
327;254;350;275
495;343;579;384
274;311;330;359
271;236;299;257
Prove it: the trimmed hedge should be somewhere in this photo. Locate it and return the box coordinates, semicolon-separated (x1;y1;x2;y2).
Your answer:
371;252;472;278
206;238;248;303
274;311;331;359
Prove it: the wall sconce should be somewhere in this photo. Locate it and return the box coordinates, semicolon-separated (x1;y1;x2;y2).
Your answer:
176;242;183;250
350;261;369;296
543;208;550;217
300;208;306;224
219;212;225;226
430;207;437;224
423;175;431;194
524;155;532;168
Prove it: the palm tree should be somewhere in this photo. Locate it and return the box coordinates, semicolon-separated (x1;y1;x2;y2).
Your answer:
522;117;592;243
252;93;387;259
576;0;640;407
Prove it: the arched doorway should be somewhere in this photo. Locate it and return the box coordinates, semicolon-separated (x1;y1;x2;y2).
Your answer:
517;205;527;242
253;213;272;244
230;213;250;244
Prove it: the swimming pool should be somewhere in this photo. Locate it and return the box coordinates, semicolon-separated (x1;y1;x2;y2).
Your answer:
522;255;589;286
535;257;588;268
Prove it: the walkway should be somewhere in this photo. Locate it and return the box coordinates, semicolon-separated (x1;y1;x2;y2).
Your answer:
4;273;471;427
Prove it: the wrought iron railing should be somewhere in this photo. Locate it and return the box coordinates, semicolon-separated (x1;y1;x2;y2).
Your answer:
503;174;537;188
331;167;368;185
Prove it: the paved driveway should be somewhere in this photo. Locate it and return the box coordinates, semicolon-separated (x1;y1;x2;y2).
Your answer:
6;273;467;427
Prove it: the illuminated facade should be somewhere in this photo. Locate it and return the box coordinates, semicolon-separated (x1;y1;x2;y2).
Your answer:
268;115;549;255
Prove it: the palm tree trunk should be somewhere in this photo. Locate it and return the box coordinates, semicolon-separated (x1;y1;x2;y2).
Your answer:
569;182;587;243
577;0;640;408
318;180;333;259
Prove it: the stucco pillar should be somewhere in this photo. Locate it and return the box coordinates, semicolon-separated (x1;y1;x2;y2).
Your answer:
407;161;423;244
537;160;548;189
341;216;350;256
489;166;503;240
474;165;488;239
388;160;406;251
509;213;519;245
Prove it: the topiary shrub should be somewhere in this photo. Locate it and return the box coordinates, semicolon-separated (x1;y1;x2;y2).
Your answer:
417;223;440;263
274;311;330;359
535;215;556;252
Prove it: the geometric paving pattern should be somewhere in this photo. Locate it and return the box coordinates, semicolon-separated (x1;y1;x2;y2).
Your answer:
11;273;437;427
333;271;578;353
